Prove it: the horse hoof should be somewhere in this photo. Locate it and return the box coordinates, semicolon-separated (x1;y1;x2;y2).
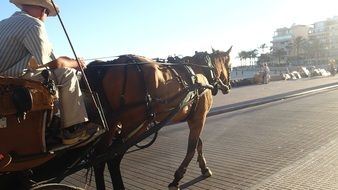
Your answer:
202;167;213;177
168;183;180;190
168;185;180;190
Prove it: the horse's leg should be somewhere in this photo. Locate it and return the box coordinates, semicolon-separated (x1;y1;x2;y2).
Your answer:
168;121;203;190
196;137;212;177
107;152;125;190
94;162;106;190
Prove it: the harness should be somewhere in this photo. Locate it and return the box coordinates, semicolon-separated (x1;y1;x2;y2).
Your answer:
85;53;230;153
117;62;207;122
118;74;212;154
105;60;214;144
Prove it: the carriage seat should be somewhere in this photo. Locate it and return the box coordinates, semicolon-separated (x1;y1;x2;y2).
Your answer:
0;77;56;116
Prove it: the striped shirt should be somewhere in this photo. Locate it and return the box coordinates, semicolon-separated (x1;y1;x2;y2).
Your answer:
0;11;55;77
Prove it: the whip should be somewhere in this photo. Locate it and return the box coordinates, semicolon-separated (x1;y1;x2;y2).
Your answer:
50;0;108;130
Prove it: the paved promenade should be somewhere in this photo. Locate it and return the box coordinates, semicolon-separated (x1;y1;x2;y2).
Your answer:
211;76;338;113
63;75;338;189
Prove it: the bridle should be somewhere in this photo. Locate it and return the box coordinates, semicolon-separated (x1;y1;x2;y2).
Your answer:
193;52;231;95
203;52;231;94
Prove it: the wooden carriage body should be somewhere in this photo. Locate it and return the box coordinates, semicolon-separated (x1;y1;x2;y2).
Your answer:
0;77;56;172
0;75;110;189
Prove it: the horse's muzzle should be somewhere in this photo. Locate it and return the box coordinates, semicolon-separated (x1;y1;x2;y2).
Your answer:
220;84;231;94
215;78;231;95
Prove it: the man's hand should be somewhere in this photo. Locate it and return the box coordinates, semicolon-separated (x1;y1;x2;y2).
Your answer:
52;56;86;70
28;57;39;70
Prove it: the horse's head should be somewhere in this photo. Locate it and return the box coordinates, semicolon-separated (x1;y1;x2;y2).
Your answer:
209;46;232;94
191;47;232;95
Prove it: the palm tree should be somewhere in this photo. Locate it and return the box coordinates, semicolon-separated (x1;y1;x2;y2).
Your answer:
238;51;246;67
249;49;258;67
305;38;324;64
272;48;287;65
293;36;305;65
243;51;251;66
257;53;272;65
238;51;251;66
259;43;268;54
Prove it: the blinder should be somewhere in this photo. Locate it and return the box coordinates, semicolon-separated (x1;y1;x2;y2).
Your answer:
194;54;219;95
12;87;33;121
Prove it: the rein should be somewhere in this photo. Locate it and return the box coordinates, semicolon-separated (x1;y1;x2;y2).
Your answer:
89;61;221;91
87;61;214;69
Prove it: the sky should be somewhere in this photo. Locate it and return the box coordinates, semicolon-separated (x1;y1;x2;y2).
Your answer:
1;0;338;66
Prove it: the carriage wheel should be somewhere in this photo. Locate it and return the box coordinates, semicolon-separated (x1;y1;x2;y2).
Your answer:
0;153;12;169
30;183;84;190
135;131;158;149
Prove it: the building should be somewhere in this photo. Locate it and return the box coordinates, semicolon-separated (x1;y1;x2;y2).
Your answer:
271;24;310;65
308;16;338;64
271;16;338;66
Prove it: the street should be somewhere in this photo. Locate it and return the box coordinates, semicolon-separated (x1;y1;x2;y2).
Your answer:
63;78;338;189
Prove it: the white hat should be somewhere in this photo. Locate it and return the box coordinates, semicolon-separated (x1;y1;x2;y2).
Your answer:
10;0;59;17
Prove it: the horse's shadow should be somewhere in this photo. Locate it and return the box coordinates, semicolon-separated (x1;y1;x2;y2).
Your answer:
179;175;209;189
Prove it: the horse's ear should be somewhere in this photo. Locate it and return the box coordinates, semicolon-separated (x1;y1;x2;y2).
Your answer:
211;47;215;53
226;46;233;54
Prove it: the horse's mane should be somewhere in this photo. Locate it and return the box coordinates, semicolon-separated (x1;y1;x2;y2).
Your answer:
110;54;153;64
85;55;153;92
191;51;211;66
87;54;153;67
211;50;226;58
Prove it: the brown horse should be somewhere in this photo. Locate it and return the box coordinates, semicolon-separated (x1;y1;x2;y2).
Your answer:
85;47;232;190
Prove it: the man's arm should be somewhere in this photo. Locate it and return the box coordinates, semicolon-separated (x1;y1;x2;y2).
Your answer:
24;25;85;70
29;56;86;70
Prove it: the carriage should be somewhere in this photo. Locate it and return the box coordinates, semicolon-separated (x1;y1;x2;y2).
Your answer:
0;70;105;189
0;47;232;190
